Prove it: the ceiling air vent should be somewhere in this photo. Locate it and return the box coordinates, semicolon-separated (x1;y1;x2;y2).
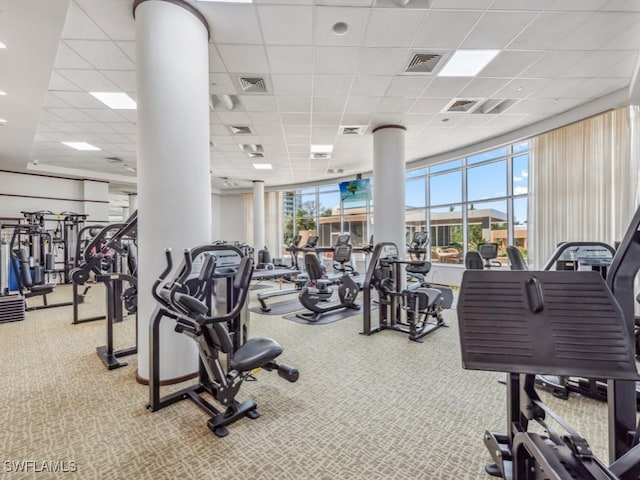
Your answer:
248;152;264;158
106;156;123;164
405;53;443;74
229;125;253;135
339;125;364;136
472;98;518;115
311;153;330;160
238;77;267;93
443;98;482;113
327;168;344;174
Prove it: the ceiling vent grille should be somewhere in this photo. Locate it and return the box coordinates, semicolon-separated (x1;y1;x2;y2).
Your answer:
339;125;364;135
327;168;344;174
405;53;443;74
472;98;518;115
106;156;123;164
445;99;481;113
311;153;330;160
248;152;264;158
238;77;267;93
229;125;253;135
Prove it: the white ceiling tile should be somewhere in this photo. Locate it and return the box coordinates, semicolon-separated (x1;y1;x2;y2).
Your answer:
313;6;371;46
349;76;392;96
560;51;636;78
529;78;586;98
312;97;347;112
341;113;373;125
520;51;588;78
240;95;278;112
272;75;312;96
454;114;494;128
376;97;416;113
65;40;135;70
421;77;470;97
57;69;119;91
508;13;592;50
98;133;131;144
429;114;464;127
431;0;493;8
413;11;482;49
283;125;310;136
461;12;538;49
46;108;96;122
107;122;136;134
201;3;263;44
61;1;108;40
286;135;310;145
82;122;116;134
116;110;137;122
567;78;627;98
209;46;227;73
48;71;81;92
480;51;545;77
494;78;546;98
458;78;511;98
345;97;381;113
281;113;311;125
363;9;426;47
489;0;548;10
408;98;450;114
54;43;92;69
209;73;236;94
371;112;403;126
51;91;107;109
43;93;71;108
258;5;313;45
545;0;608;9
314;47;360;75
217;45;269;74
597;53;639;78
80;108;129;123
312;112;342;125
385;76;432;97
504;98;578;115
483;114;531;129
216;111;252;125
116;41;135;63
560;12;640;50
101;70;137;92
356;48;407;75
74;0;135;41
601;0;640;11
278;96;312;112
249;112;282;125
266;46;313;74
313;75;353;96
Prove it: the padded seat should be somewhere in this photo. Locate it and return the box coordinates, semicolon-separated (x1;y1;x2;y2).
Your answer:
175;293;208;315
229;337;283;372
406;261;431;275
29;284;54;294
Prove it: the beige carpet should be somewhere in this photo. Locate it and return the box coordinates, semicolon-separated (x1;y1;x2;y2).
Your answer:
0;283;614;479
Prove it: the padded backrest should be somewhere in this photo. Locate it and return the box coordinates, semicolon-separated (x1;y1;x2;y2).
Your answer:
17;249;33;288
478;243;498;260
304;253;324;281
507;246;528;271
465;251;484;270
457;270;639;380
233;256;254;291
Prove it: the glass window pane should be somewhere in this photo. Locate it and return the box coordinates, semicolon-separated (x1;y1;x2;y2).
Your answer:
430;170;462;206
467;200;508;267
467;160;507;201
513;141;529;154
513;197;528;262
429;159;462;174
318;191;340;246
429;205;463;264
467;147;508;165
319;184;339;193
406;178;426;208
513;154;529;196
407;168;426;179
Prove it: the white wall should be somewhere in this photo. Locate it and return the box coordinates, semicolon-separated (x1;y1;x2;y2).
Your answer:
0;171;109;222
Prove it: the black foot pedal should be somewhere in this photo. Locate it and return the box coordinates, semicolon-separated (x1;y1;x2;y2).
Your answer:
485;463;503;478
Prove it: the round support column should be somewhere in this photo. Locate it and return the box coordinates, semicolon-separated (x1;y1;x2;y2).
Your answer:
373;125;407;260
128;193;138;213
253;180;265;260
134;0;211;382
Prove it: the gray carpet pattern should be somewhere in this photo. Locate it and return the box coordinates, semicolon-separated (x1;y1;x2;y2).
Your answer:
0;282;616;479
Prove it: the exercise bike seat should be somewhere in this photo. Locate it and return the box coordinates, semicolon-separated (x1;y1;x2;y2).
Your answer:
230;337;283;372
175;293;208;316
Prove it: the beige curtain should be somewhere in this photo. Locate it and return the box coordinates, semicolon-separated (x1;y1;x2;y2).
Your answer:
530;106;640;268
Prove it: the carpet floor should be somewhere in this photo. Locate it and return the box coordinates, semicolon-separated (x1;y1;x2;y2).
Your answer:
0;282;617;479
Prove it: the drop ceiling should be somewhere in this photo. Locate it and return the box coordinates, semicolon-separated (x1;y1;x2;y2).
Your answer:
1;0;639;191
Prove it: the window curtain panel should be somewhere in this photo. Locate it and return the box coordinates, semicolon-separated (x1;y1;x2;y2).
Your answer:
530;106;640;268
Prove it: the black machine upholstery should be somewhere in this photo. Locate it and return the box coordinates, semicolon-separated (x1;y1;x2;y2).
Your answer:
478;243;500;268
507;245;528;271
16;249;54;296
303;253;326;282
230;337;283;372
464;251;484;270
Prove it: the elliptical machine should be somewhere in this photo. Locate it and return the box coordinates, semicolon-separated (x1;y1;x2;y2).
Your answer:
296;235;360;322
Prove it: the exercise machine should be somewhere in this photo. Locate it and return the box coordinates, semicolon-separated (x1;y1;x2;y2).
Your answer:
362;242;446;342
147;244;298;437
296;235;359;322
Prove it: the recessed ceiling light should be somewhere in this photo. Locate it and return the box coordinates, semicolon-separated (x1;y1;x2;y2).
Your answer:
0;42;6;49
61;141;101;151
253;163;273;170
310;144;334;154
516;87;524;92
332;22;349;36
0;118;6;123
0;91;6;96
437;50;499;77
89;92;137;110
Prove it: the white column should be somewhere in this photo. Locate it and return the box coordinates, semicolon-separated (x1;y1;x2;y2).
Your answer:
135;0;211;382
128;194;138;213
373;125;406;260
253;180;265;260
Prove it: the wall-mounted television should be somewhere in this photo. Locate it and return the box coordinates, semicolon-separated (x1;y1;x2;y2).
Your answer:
339;178;370;203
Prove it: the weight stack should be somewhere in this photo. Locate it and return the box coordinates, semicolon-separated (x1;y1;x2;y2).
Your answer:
0;295;25;323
